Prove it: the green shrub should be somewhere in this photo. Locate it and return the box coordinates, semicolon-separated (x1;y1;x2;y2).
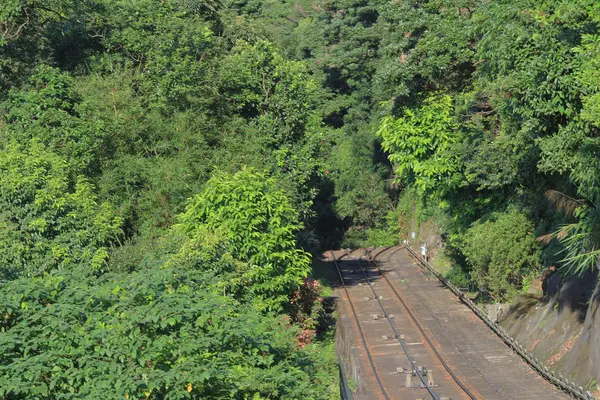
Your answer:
0;266;337;399
2;66;106;174
0;143;122;280
176;168;311;311
364;209;402;247
461;211;541;302
445;266;472;291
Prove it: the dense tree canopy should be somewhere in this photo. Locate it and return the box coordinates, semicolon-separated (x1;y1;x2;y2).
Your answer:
371;0;600;296
0;1;338;398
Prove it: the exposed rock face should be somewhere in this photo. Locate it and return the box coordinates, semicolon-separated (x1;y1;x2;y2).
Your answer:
499;270;599;391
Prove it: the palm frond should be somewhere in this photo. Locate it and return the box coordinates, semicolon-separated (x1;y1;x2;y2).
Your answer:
545;190;586;216
536;225;573;245
556;225;573;240
557;224;600;276
560;248;600;276
538;221;599;276
535;233;554;245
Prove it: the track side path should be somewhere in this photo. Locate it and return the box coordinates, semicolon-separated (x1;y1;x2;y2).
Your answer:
329;247;572;400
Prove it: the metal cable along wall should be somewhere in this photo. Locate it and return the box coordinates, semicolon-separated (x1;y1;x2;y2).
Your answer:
404;244;596;400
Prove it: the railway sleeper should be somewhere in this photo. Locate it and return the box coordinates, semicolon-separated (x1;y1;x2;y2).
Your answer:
402;367;438;388
372;313;395;320
381;334;405;341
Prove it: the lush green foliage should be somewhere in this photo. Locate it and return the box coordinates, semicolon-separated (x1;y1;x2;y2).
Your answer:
461;211;541;301
176;169;311;311
0;266;337;399
378;94;459;194
0;1;340;398
4;0;600;394
1;66;106;173
366;0;600;294
0;143;121;281
330;130;393;228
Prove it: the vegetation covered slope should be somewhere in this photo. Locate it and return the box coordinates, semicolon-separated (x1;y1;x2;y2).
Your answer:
371;0;600;300
0;1;338;398
235;0;600;300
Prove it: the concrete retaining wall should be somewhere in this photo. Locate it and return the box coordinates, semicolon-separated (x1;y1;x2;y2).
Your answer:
335;298;369;396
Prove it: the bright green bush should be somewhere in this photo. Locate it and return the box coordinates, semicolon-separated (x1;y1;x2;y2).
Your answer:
377;94;460;195
0;143;122;280
176;168;311;311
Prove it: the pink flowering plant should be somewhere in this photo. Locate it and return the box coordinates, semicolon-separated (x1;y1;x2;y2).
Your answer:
289;278;325;347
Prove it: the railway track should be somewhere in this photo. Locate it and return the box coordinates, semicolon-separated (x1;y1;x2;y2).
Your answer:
331;249;478;400
332;251;391;400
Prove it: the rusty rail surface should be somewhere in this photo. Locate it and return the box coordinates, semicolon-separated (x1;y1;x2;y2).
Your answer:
334;248;487;399
403;244;596;400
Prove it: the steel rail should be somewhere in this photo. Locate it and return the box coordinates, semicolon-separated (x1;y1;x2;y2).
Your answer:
353;256;441;400
330;251;391;400
369;255;479;400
